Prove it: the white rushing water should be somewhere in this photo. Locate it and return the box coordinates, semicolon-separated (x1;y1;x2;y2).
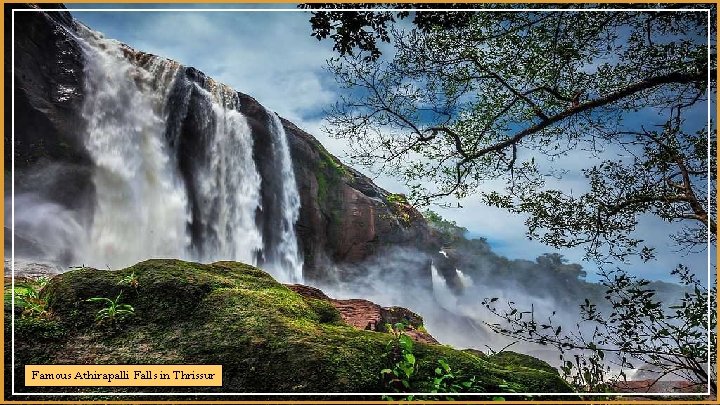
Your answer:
455;268;474;288
193;85;263;266
430;262;458;310
76;26;191;269
52;25;303;277
265;110;304;283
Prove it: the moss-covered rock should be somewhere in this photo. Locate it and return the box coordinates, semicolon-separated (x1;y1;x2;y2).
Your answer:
315;144;350;204
488;351;559;375
10;259;572;396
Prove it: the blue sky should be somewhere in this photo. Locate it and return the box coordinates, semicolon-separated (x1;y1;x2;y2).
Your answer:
64;5;713;283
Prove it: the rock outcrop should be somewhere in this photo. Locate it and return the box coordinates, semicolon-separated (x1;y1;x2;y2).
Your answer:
6;5;95;219
287;284;439;345
5;259;572;399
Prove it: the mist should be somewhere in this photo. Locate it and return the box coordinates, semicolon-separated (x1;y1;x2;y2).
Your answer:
6;153;95;268
312;227;691;371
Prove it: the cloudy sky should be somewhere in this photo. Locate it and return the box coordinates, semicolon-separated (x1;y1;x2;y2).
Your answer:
64;4;712;283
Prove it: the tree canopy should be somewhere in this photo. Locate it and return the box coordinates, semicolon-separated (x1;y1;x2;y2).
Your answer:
304;5;716;264
305;6;717;394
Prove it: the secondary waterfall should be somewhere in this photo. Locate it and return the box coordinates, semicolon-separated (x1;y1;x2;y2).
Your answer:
430;262;458;310
68;24;303;281
264;110;304;283
188;84;263;266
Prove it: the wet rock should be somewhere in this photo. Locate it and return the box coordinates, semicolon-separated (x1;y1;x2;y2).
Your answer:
287;283;439;345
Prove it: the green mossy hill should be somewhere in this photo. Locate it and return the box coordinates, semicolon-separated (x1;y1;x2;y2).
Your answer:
12;259;572;394
488;351;560;375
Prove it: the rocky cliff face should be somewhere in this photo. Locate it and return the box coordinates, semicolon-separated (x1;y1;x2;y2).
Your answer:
234;90;434;281
6;5;92;211
7;5;437;282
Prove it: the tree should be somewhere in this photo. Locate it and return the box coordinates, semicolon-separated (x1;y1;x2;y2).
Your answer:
300;3;474;61
535;253;587;281
305;5;717;395
306;5;715;263
423;209;468;246
483;264;716;395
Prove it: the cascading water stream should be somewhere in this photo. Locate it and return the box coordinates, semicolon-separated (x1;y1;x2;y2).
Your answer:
264;110;304;283
455;269;474;289
76;25;191;269
430;261;458;310
190;84;263;266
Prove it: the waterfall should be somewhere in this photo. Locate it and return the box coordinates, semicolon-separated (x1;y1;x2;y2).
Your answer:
56;24;303;275
76;26;191;269
455;269;474;289
430;262;458;310
189;84;263;265
264;110;304;283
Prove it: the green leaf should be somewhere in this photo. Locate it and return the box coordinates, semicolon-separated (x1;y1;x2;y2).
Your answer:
399;335;413;351
86;297;112;304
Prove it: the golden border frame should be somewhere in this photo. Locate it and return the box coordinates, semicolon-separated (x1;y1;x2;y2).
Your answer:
1;1;717;403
